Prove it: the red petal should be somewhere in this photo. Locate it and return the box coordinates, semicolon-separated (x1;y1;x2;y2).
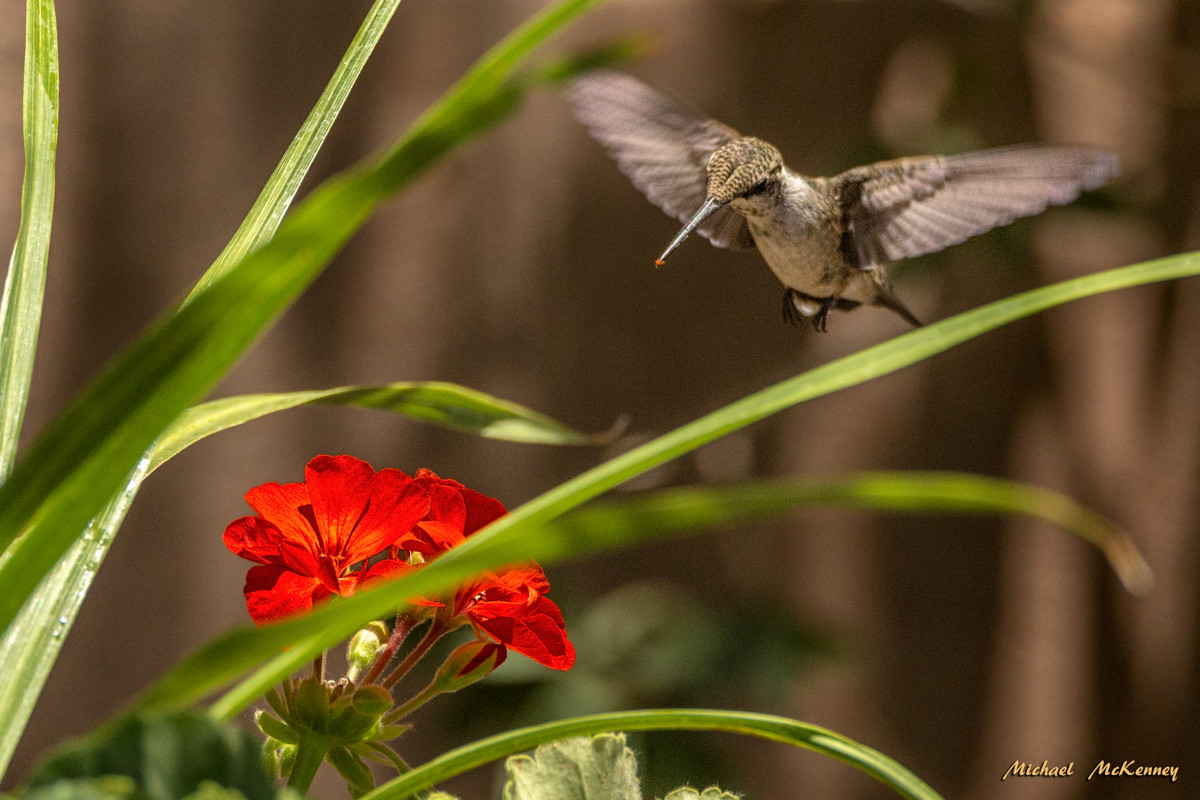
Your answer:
425;482;466;531
472;595;575;670
223;516;284;565
496;564;551;597
244;482;319;554
343;469;430;563
243;565;330;625
357;557;415;588
413;470;506;536
459;486;507;535
400;520;465;557
305;455;374;556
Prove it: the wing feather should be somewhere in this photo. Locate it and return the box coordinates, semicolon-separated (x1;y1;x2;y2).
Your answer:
835;145;1118;267
566;71;756;250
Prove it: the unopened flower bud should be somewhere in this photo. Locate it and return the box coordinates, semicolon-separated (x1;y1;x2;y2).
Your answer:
346;621;389;682
431;640;507;693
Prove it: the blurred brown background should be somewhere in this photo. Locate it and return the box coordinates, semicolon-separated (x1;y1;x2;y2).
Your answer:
1;0;1198;798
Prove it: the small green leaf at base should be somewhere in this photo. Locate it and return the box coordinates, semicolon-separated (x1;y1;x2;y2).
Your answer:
503;735;642;800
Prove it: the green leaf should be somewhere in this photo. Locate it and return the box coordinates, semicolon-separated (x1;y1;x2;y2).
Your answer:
660;788;740;800
0;0;403;780
171;255;1189;716
26;710;275;800
0;0;601;683
183;0;402;303
150;381;598;472
12;776;138;800
0;0;57;478
503;734;641;800
140;470;1139;718
326;747;375;799
361;710;943;800
533;472;1150;594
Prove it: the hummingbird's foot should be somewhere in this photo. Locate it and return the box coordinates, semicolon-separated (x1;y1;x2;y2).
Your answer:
811;296;837;333
781;289;837;332
781;289;804;327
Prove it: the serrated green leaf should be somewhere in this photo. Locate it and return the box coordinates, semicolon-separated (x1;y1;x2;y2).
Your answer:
504;735;641;800
659;788;739;800
362;710;943;800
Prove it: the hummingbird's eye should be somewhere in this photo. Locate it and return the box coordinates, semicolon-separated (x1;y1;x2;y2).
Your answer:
744;179;771;197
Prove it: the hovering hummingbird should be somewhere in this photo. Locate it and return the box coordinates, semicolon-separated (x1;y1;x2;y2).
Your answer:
566;71;1118;331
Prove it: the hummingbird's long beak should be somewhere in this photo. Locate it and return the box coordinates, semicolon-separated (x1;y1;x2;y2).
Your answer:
655;196;722;266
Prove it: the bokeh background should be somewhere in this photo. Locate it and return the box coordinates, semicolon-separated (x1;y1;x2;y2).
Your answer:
1;1;1198;798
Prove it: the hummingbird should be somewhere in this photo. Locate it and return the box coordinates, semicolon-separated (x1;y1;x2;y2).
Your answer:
566;71;1118;331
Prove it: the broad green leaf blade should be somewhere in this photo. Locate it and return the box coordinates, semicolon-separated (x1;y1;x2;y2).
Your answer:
0;0;402;780
140;251;1197;716
0;0;600;641
0;0;58;478
151;381;598;471
360;710;943;800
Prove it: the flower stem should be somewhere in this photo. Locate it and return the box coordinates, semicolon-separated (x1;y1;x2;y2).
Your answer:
382;621;446;690
312;652;324;681
384;680;442;724
287;735;331;794
361;613;417;687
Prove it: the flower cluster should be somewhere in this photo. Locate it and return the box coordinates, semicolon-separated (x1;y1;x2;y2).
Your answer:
224;455;574;670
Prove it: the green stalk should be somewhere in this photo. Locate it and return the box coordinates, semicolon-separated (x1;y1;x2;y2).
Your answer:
0;0;57;478
147;251;1198;717
360;709;943;800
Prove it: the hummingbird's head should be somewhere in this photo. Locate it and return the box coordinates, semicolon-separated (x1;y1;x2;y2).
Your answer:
704;137;783;203
655;137;782;266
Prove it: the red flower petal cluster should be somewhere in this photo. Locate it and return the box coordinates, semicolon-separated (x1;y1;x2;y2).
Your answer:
224;455;430;623
223;457;574;671
404;469;574;671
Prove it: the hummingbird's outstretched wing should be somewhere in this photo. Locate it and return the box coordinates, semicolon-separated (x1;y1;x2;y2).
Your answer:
566;71;756;250
832;145;1118;269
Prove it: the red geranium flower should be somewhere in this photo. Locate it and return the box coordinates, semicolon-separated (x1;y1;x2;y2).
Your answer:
223;455;430;624
386;469;575;670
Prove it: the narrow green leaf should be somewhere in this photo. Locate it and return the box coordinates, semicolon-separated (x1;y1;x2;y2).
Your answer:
150;382;599;472
184;0;403;302
0;0;403;781
0;0;600;646
0;0;58;478
358;709;943;800
137;251;1194;715
528;472;1150;593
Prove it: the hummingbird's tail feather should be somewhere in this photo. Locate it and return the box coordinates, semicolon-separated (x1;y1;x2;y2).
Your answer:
873;283;923;328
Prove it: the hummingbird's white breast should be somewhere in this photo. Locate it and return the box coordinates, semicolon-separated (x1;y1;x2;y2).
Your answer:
730;169;855;299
